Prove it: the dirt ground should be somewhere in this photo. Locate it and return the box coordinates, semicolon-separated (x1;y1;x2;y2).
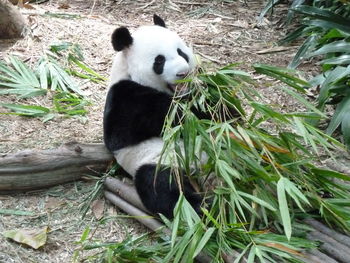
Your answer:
0;0;317;262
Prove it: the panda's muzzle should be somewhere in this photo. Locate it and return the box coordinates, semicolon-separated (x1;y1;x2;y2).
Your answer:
176;71;188;78
166;71;190;94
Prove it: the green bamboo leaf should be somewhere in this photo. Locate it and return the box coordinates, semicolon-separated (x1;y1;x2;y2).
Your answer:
293;5;350;34
308;40;350;57
278;26;310;45
216;159;241;187
283;178;310;211
0;61;21;80
254;63;311;91
0;209;34;216
171;195;182;248
37;60;48;90
277;178;292;240
9;56;40;87
293;117;318;153
305;19;350;35
326;96;350;135
318;65;350;108
312;167;350;181
321;54;350;65
286;0;305;25
250;102;289;122
0;103;50;117
258;0;279;22
341;107;350;147
289;35;318;69
69;56;106;81
238;191;277;211
192;227;215;258
279;86;326;117
0;87;46;98
80;226;90;242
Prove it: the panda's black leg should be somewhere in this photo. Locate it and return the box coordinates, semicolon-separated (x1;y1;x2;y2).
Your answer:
134;164;202;219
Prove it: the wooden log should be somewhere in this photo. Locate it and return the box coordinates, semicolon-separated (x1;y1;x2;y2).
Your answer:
0;142;114;192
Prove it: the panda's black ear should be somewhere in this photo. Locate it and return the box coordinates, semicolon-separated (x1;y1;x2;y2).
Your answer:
153;14;166;28
111;27;133;51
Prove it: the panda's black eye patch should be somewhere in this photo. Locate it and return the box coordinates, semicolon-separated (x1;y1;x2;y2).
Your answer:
153;55;165;75
177;48;189;63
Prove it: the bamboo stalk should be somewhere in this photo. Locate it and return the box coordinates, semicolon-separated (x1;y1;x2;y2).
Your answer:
305;218;350;248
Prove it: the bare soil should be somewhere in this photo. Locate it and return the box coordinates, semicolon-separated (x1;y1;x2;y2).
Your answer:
0;0;316;262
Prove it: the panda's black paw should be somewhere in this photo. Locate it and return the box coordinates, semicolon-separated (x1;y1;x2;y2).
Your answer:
135;164;202;219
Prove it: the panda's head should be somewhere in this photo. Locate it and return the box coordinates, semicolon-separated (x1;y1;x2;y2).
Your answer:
111;15;196;95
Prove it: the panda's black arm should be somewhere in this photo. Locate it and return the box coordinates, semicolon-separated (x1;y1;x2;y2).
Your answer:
103;80;172;152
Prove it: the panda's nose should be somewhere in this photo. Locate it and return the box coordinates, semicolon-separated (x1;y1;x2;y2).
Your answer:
176;71;189;79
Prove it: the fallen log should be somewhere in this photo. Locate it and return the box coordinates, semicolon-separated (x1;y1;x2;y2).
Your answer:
0;142;114;192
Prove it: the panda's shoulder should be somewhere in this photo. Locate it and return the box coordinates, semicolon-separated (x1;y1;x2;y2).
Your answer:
108;80;170;100
108;80;142;94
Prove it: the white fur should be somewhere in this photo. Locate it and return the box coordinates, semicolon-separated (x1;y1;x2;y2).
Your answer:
114;137;208;177
110;25;195;94
114;137;168;176
109;52;129;86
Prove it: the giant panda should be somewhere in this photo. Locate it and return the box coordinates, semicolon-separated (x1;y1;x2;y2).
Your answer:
103;15;205;219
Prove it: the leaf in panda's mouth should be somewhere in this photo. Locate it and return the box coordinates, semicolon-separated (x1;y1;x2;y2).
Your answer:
167;82;189;96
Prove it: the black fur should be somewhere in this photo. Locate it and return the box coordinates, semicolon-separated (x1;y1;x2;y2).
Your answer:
153;55;166;75
153;14;166;28
177;48;189;63
104;80;172;151
111;27;133;51
135;164;202;218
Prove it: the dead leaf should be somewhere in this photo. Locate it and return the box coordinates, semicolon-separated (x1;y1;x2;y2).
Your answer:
58;3;70;9
91;199;105;220
3;226;49;249
23;3;35;9
229;20;249;29
263;242;302;256
44;197;65;211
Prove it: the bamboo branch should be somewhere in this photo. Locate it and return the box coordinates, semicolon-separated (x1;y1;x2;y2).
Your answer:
307;231;350;263
305;218;350;247
104;177;147;213
104;190;164;231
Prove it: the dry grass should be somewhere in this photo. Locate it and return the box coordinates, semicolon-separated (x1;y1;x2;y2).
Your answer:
0;0;317;262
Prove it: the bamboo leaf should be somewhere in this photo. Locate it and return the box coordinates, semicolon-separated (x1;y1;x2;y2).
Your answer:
326;96;350;135
308;40;350;57
292;5;350;34
289;35;318;69
0;103;50;117
277;178;292;240
238;191;277;211
321;54;350;65
192;227;215;258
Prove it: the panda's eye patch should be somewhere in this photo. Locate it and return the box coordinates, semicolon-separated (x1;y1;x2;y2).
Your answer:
153;55;165;75
177;48;189;63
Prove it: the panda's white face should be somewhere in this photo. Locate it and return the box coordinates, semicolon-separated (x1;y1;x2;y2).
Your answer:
110;21;195;95
126;26;195;94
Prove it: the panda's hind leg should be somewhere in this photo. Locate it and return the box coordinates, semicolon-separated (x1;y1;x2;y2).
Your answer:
134;164;202;219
